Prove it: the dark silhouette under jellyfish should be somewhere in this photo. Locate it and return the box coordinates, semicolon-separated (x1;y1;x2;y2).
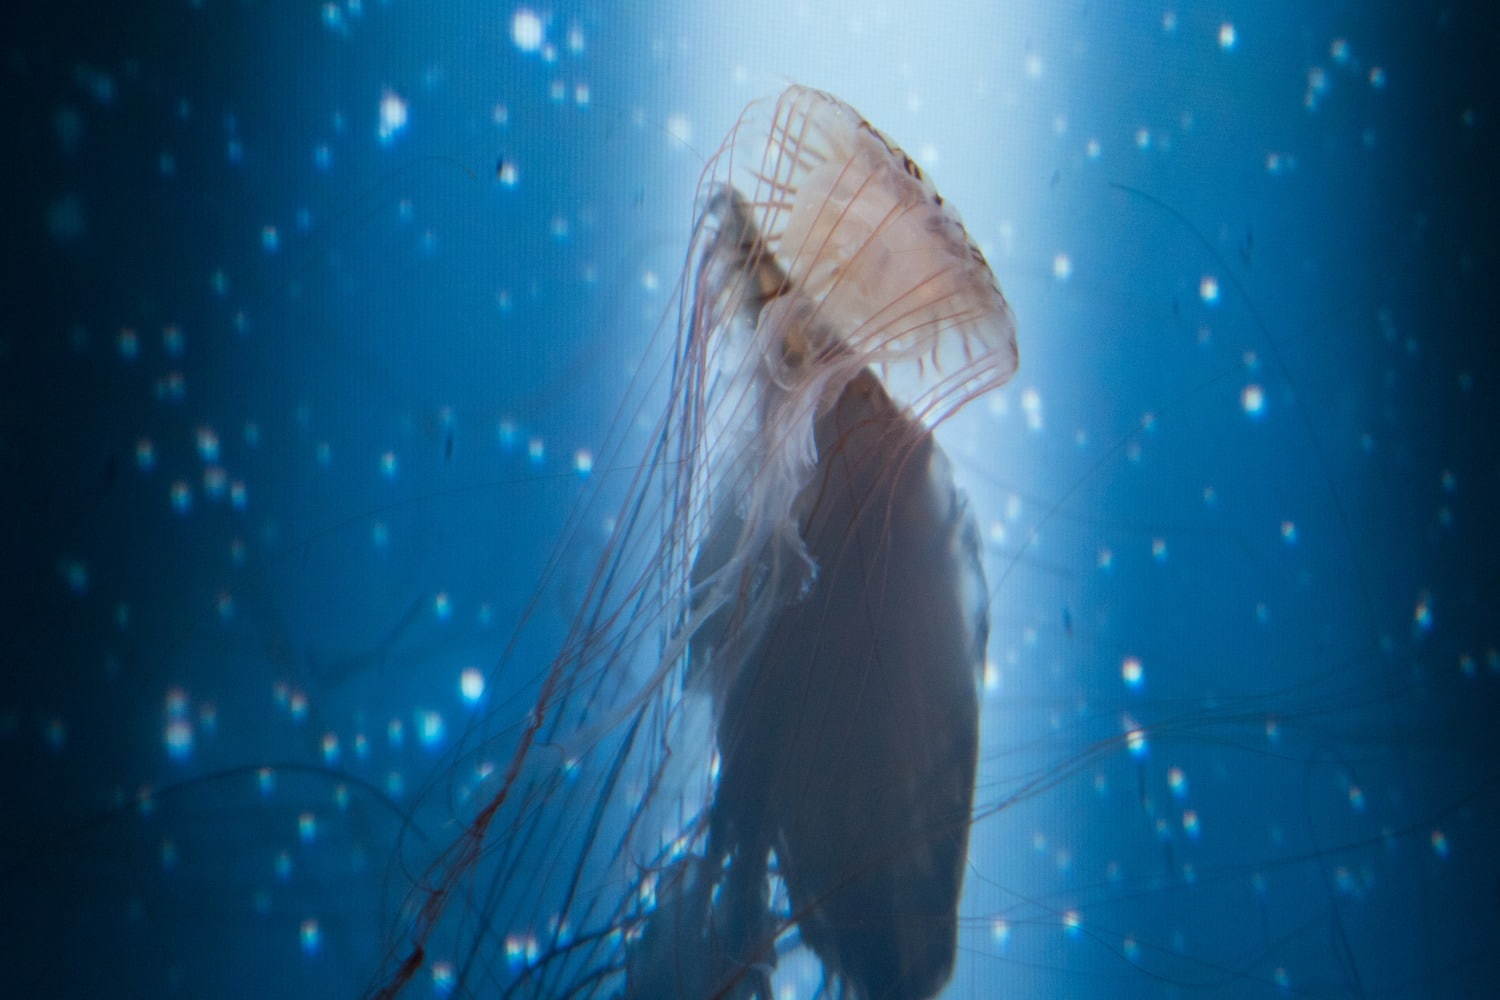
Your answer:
376;85;1017;1000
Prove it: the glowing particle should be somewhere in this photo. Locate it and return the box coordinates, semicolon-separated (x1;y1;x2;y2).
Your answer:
163;719;193;760
314;143;332;170
1430;829;1449;859
1369;66;1386;89
288;689;308;721
574;83;590;107
1086;137;1101;159
377;88;408;144
1151;538;1167;563
665;113;693;147
260;225;279;253
991;919;1010;947
299;812;317;843
380;450;398;478
1241;383;1265;416
566;21;585;53
300;918;321;955
1182;809;1201;839
433;591;452;621
1198;274;1220;304
432;961;455;996
1097;547;1113;571
170;480;192;514
1021;386;1043;431
511;8;544;52
59;558;89;595
1134;127;1151;150
135;438;155;471
1052;252;1072;281
573;449;593;475
230;480;247;510
387;718;404;747
417;710;445;748
258;767;275;796
1062;909;1082;937
1123;935;1140;960
1413;594;1433;632
1349;785;1365;811
1161;11;1177;33
460;667;485;703
1330;38;1349;64
117;327;139;359
386;771;404;797
527;438;545;464
202;466;227;499
195;426;220;462
1217;23;1236;50
1280;520;1297;544
1167;766;1187;797
275;851;292;880
1265;716;1280;745
1121;656;1144;689
1024;52;1044;79
1123;717;1148;757
372;521;389;548
321;731;339;764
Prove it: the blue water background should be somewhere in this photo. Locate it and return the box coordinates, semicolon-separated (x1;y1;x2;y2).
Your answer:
5;1;1497;997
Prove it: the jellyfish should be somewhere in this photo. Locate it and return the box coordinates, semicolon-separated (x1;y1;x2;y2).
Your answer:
372;85;1016;1000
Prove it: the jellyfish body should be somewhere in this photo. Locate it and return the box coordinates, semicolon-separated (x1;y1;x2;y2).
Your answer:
620;88;1012;999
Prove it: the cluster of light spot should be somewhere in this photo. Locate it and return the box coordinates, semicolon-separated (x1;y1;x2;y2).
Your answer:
504;933;540;971
1123;717;1148;758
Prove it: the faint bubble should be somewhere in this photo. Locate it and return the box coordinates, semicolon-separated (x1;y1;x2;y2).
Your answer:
460;668;485;703
1134;127;1151;150
666;113;693;147
511;8;544;52
299;812;317;843
169;481;192;514
300;918;320;955
261;225;279;253
1430;829;1449;859
1198;274;1220;304
432;961;456;996
527;438;545;464
380;451;398;478
1330;38;1350;65
117;328;139;360
1161;10;1177;33
1413;593;1433;632
1051;252;1073;281
1280;520;1297;544
1369;66;1386;89
566;21;585;53
377;88;408;144
1241;384;1265;417
47;194;85;243
433;591;452;621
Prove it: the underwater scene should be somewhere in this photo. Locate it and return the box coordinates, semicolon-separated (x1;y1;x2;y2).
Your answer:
6;1;1498;998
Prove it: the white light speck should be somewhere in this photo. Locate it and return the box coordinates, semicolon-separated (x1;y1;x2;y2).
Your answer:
460;667;485;703
377;88;408;144
1218;23;1236;51
511;8;544;52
